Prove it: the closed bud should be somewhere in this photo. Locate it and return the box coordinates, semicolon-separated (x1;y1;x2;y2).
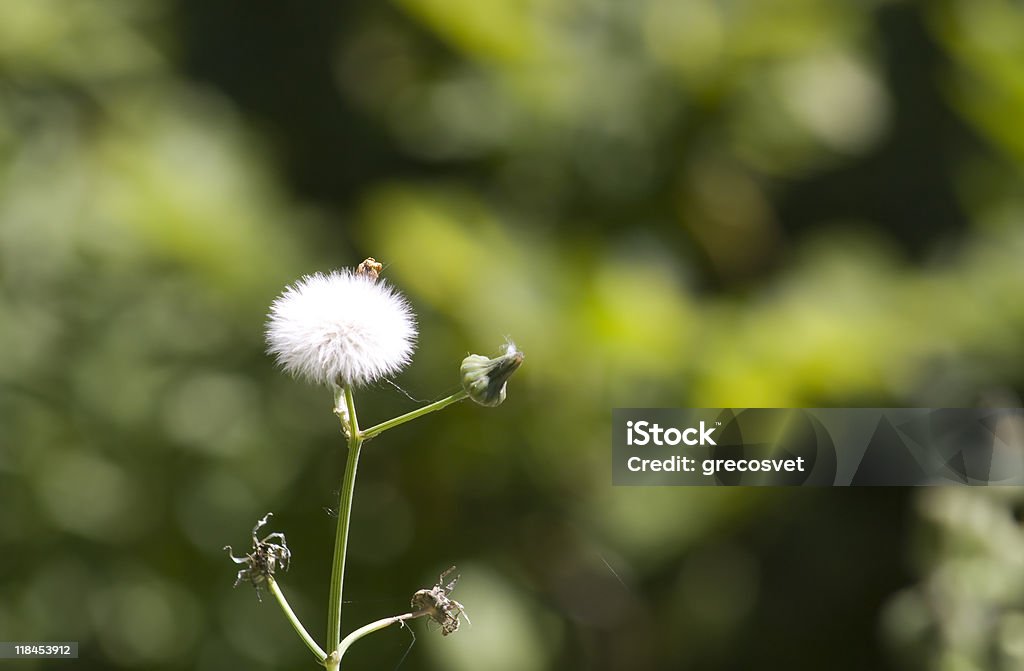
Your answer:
461;342;524;407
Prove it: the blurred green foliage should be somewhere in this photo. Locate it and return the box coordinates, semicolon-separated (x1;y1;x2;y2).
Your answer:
885;487;1024;671
1;0;1024;669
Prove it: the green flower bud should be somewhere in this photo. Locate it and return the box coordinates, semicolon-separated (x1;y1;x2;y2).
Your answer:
461;342;524;407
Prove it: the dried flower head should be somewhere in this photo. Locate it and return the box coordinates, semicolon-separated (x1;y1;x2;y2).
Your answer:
411;566;470;636
223;512;291;602
266;263;417;387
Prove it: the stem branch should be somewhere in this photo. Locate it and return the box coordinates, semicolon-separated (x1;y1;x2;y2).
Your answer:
360;390;468;441
337;611;428;661
267;577;327;663
326;385;363;658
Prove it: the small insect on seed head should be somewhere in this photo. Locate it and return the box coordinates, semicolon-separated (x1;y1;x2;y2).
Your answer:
356;257;383;280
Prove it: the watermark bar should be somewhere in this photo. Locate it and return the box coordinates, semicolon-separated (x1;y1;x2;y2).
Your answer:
0;642;78;659
612;408;1024;486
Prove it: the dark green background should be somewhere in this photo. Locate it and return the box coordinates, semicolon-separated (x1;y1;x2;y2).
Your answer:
2;1;1023;669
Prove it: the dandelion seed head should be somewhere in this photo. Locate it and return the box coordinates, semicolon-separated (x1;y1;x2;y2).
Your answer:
266;269;417;387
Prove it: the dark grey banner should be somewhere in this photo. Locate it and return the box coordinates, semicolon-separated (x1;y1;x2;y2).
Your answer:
612;409;1024;486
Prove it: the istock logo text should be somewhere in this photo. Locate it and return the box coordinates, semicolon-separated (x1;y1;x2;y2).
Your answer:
626;420;717;446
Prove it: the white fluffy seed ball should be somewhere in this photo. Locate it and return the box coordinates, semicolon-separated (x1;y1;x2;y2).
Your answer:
265;270;417;387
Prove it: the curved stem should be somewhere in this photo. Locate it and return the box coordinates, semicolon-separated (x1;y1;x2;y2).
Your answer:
267;577;327;663
337;611;428;661
360;390;468;441
326;385;363;659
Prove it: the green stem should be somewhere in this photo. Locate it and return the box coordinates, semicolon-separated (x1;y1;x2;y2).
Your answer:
326;385;362;660
336;611;427;661
360;390;468;441
267;577;327;663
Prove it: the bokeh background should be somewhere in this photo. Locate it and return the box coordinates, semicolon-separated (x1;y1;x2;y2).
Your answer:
2;0;1024;669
